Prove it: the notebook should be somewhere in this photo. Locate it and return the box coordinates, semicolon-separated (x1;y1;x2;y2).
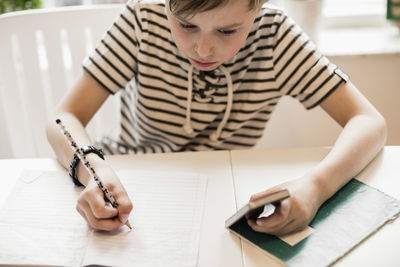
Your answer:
0;169;207;267
227;179;400;267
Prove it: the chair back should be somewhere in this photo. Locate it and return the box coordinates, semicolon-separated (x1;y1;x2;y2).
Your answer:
0;5;124;158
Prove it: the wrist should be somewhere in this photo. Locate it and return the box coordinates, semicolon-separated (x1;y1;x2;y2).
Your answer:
77;153;112;186
307;172;333;206
70;146;106;187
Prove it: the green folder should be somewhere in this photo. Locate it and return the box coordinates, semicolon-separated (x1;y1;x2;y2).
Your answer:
228;179;400;267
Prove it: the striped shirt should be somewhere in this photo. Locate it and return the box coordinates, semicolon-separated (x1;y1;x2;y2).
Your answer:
83;0;348;154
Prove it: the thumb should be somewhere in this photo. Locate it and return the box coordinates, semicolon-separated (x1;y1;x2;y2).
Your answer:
116;194;133;223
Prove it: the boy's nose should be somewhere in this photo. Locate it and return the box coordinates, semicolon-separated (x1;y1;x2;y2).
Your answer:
195;35;214;59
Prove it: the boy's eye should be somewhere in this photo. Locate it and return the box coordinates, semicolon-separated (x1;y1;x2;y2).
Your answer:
179;23;196;29
219;29;237;35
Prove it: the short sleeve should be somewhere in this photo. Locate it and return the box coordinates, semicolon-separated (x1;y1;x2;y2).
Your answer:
82;0;142;94
272;12;349;109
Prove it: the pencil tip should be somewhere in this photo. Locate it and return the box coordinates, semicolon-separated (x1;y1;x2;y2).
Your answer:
125;220;132;230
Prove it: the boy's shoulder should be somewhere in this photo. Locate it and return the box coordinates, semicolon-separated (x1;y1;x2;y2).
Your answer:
128;0;165;8
126;0;167;21
127;0;166;12
258;2;287;23
261;2;285;12
247;2;290;37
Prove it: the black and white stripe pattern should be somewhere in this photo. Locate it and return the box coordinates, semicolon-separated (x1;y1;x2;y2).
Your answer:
83;0;348;155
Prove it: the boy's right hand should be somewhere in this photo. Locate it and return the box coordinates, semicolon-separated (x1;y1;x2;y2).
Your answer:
75;167;133;231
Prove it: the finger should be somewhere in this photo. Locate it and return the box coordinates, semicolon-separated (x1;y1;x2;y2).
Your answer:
273;213;312;236
116;194;133;224
80;185;119;219
77;201;123;231
103;184;133;224
87;191;119;219
76;204;89;223
246;201;292;234
273;219;307;236
248;216;295;235
255;200;291;229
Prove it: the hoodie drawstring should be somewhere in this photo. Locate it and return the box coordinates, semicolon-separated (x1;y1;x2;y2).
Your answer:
183;65;194;135
183;65;234;142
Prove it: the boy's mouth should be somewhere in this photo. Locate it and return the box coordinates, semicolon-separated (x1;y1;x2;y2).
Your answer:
190;58;217;68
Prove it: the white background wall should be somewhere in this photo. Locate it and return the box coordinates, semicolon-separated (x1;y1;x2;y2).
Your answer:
0;95;12;157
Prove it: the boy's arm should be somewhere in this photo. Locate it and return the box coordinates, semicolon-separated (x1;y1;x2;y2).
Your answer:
312;81;386;203
46;71;133;231
46;71;109;178
247;81;386;235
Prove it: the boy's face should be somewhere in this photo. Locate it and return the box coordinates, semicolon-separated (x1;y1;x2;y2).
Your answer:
166;0;258;71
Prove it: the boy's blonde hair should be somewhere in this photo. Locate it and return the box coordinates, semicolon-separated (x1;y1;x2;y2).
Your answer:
169;0;267;18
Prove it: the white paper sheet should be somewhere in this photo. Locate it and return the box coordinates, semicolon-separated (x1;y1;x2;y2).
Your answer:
0;169;207;267
0;171;88;267
83;170;207;267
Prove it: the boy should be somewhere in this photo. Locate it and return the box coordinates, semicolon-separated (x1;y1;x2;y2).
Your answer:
46;0;386;235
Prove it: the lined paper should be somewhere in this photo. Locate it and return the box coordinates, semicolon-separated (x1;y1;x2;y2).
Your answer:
0;169;207;267
0;171;88;267
83;170;207;267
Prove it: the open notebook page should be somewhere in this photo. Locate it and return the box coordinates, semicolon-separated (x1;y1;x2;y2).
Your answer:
83;170;207;267
0;169;207;267
0;170;88;266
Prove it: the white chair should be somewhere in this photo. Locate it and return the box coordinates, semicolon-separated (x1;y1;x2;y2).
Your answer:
0;5;124;158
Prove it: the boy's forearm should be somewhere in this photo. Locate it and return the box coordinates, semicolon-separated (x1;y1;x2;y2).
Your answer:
46;112;107;186
308;113;387;205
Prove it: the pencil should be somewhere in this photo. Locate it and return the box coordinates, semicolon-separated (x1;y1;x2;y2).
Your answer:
55;118;132;229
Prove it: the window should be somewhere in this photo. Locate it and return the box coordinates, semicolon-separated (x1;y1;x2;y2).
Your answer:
323;0;386;17
323;0;387;27
269;0;387;27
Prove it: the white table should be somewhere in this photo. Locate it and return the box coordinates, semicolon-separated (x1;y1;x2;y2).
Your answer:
0;150;242;267
1;146;399;266
231;146;400;267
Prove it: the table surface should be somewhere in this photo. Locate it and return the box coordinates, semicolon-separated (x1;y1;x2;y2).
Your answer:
1;146;399;267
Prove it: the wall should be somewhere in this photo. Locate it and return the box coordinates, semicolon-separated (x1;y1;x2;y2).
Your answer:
0;97;12;157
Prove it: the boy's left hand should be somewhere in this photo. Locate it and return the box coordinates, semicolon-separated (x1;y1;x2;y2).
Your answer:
247;177;321;236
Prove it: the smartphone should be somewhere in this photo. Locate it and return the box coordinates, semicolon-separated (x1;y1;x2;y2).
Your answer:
225;189;290;228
